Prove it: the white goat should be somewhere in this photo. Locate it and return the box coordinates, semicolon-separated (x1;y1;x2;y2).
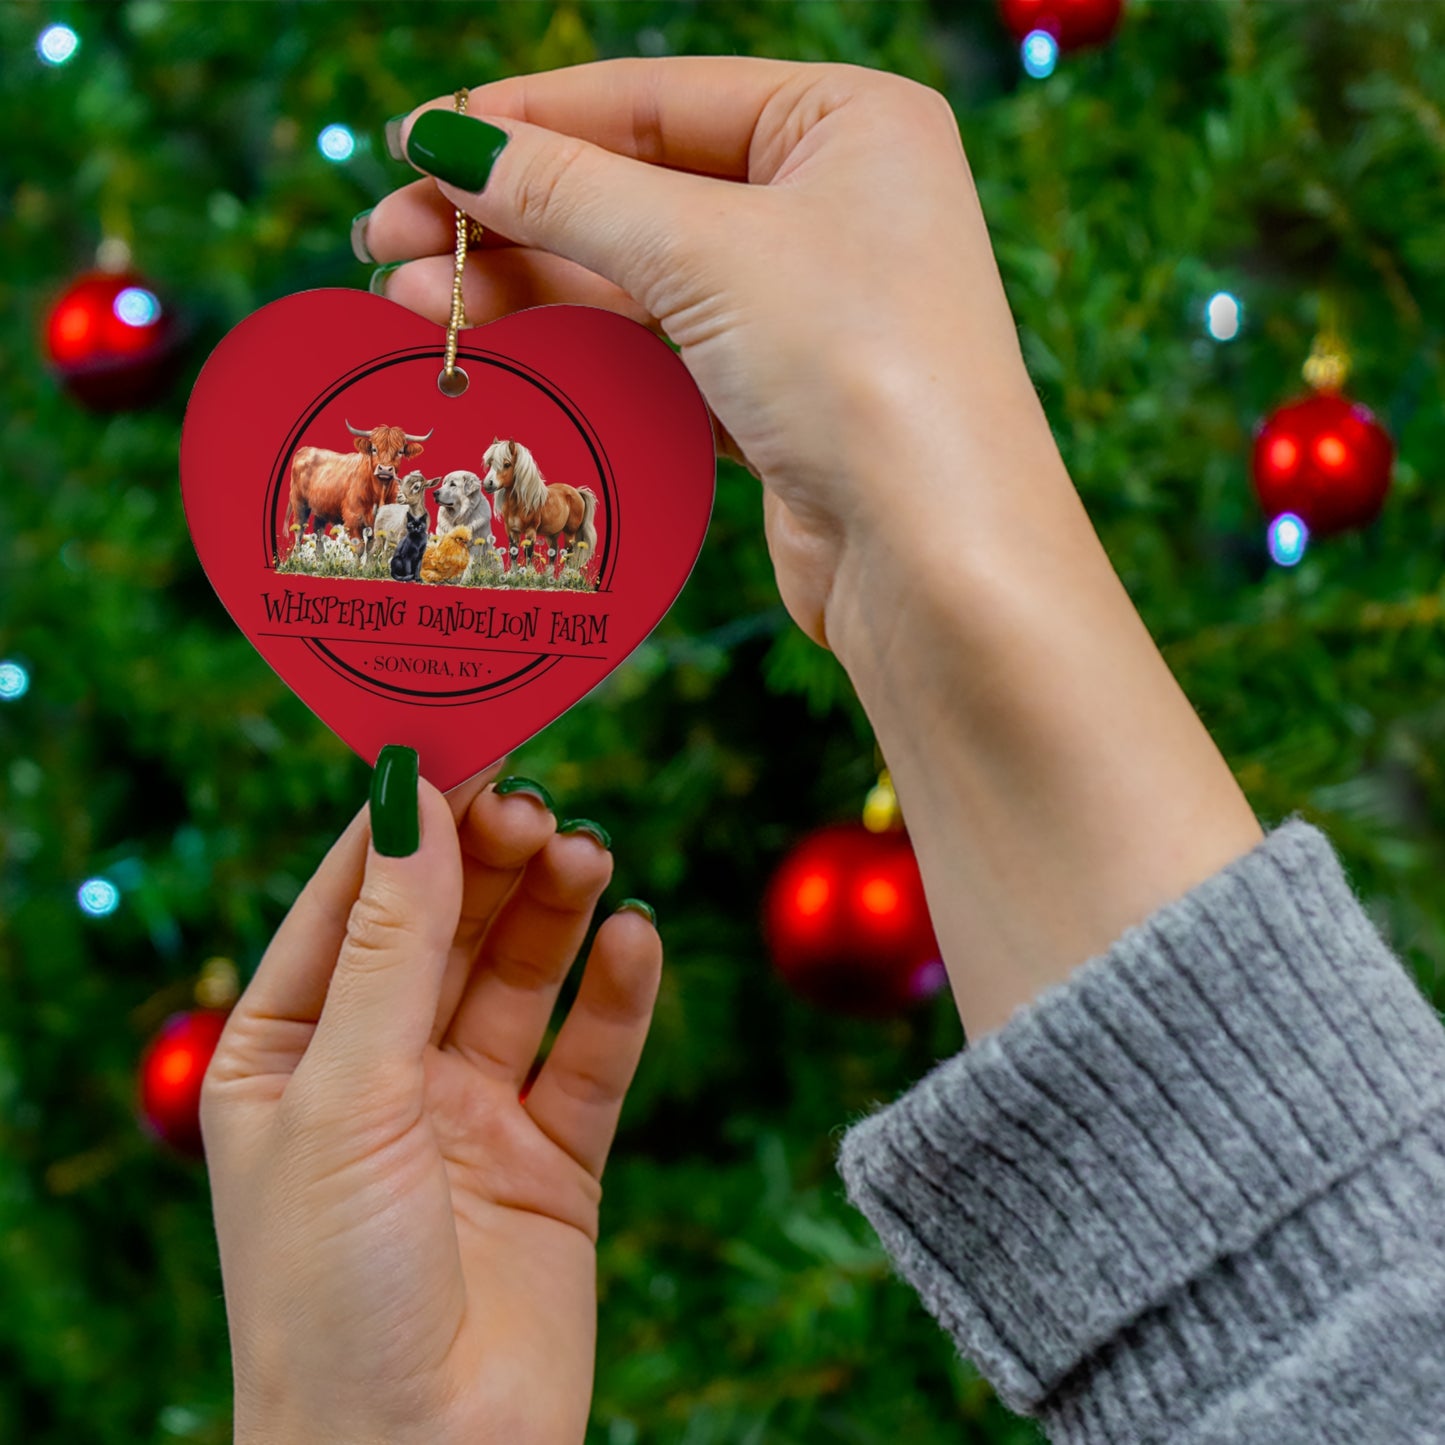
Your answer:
369;471;440;563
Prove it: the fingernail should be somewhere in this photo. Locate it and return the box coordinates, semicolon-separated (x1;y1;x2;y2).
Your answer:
369;261;404;297
493;775;555;812
350;208;375;264
370;745;420;857
617;898;656;926
404;110;510;192
558;818;612;850
384;113;409;162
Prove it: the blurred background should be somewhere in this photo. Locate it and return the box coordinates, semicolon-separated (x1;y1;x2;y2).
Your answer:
2;2;1444;1442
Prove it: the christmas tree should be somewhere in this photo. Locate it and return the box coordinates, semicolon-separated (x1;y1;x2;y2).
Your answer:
3;3;1443;1441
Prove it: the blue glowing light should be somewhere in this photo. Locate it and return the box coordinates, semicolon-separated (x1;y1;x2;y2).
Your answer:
318;124;356;162
1205;291;1243;342
1267;512;1309;567
0;660;29;701
78;877;121;917
114;287;161;328
1022;30;1059;79
37;24;79;66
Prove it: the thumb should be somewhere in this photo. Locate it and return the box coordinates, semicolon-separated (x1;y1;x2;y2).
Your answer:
397;106;732;316
304;748;463;1087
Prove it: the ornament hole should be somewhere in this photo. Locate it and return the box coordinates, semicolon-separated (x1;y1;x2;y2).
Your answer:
437;365;469;398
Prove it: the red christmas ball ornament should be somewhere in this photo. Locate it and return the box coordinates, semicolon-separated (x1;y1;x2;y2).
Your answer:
44;269;183;409
998;0;1124;50
1251;392;1394;537
764;822;945;1017
137;1009;229;1157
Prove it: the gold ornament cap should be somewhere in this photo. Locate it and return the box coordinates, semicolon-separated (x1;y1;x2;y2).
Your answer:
194;956;240;1010
1303;298;1350;392
1302;331;1351;393
863;769;902;833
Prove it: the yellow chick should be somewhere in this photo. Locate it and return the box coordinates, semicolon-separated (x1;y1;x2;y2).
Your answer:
420;525;473;585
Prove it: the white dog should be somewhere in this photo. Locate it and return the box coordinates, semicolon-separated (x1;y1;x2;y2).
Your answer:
435;470;495;573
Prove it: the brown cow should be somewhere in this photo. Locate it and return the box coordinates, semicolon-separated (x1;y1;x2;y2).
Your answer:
284;421;433;550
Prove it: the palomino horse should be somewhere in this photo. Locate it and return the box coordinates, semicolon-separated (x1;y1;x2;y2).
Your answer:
480;438;598;578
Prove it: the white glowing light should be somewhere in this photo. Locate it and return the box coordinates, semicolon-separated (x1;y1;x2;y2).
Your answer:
1022;30;1059;79
38;24;79;66
78;877;121;917
318;124;356;162
114;287;161;327
1267;512;1309;567
0;660;29;700
1206;291;1243;342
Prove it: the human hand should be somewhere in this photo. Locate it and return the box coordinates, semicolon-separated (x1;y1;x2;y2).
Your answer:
201;758;661;1445
361;62;1260;1043
359;57;1064;657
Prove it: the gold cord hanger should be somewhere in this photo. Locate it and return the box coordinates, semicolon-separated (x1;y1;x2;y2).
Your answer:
439;88;479;396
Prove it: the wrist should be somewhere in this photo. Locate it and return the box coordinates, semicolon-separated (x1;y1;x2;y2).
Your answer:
821;365;1079;683
233;1384;428;1445
821;412;1261;1039
234;1411;430;1445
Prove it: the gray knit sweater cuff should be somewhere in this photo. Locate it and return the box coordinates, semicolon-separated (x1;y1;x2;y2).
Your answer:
837;819;1445;1432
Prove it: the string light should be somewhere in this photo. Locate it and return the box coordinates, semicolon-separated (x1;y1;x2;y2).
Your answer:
37;24;79;66
317;124;356;162
1205;291;1242;342
0;660;29;701
1267;512;1309;568
910;959;948;1001
77;877;121;917
114;287;162;328
1021;30;1060;78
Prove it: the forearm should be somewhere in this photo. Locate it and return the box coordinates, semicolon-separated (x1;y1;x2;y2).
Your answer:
826;384;1261;1040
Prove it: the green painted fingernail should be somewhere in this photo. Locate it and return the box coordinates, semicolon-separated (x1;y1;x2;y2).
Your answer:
494;776;555;812
369;261;404;297
350;208;375;264
405;110;509;192
370;745;419;857
384;113;409;162
559;818;612;850
617;898;656;926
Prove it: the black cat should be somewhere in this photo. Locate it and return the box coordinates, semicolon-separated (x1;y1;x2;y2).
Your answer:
390;510;428;583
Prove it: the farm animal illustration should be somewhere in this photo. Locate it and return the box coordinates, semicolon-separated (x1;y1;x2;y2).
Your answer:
420;525;474;585
367;470;440;565
481;438;598;577
389;510;429;583
284;421;432;551
435;469;496;574
273;429;598;591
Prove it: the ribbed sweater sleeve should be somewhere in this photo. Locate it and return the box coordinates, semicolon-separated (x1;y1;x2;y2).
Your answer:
836;819;1445;1443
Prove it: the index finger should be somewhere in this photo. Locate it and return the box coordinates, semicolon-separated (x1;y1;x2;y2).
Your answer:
405;55;810;182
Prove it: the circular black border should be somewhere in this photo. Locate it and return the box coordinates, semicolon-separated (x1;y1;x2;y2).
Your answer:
263;346;617;704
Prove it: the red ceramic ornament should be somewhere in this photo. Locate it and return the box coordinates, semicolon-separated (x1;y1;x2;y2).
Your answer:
1251;392;1394;537
137;1008;230;1157
180;292;715;790
763;823;946;1017
998;0;1124;49
45;270;183;410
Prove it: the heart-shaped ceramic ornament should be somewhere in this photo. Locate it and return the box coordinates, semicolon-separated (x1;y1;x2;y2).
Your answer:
180;291;715;790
